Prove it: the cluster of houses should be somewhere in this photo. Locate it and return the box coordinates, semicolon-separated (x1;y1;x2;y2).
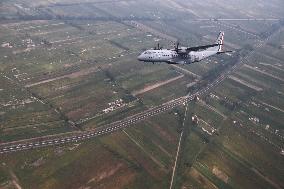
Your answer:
102;99;125;114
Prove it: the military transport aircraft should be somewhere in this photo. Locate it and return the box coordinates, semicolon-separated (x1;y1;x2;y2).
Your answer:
137;32;231;64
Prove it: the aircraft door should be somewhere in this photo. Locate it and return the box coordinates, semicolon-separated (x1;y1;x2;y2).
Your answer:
190;54;197;62
194;54;199;62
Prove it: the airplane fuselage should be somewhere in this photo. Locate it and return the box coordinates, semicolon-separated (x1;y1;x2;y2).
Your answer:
137;31;228;65
137;49;219;64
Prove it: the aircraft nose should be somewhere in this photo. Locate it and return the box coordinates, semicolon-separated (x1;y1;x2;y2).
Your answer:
137;54;143;61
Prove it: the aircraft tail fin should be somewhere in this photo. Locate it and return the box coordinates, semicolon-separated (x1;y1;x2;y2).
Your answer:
215;31;224;52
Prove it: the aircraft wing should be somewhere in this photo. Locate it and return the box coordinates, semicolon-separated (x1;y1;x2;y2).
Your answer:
167;56;191;64
186;44;219;51
217;50;233;54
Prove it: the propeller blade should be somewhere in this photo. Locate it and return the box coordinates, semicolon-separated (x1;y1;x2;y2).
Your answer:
175;42;180;53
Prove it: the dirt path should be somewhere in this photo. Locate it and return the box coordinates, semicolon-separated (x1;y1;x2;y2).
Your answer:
259;62;284;72
228;75;263;92
256;51;284;64
132;74;184;96
1;163;23;189
199;118;213;128
123;130;167;172
9;170;22;189
199;100;227;119
3;120;65;132
214;21;259;38
169;103;189;189
127;21;177;42
152;141;172;158
16;22;65;31
251;168;282;189
50;35;89;44
260;102;284;113
244;64;284;82
189;168;218;189
25;66;100;88
172;65;201;79
162;0;201;18
203;35;241;49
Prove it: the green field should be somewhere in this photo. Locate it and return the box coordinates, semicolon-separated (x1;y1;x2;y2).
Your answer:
0;0;284;188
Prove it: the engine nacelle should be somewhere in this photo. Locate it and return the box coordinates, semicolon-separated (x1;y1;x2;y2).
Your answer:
178;47;188;54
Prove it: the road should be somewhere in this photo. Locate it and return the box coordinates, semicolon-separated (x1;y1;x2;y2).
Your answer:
196;18;281;21
0;58;243;154
0;25;281;155
0;70;228;154
169;102;189;189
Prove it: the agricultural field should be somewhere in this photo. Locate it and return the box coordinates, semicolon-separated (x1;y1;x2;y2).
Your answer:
0;0;284;189
0;111;183;189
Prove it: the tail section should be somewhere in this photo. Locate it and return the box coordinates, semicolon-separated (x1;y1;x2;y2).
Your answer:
215;31;224;52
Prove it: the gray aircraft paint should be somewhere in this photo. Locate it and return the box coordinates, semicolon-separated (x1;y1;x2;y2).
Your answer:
137;32;228;64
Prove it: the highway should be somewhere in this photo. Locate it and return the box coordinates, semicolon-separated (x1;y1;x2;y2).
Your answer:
0;64;238;154
0;26;280;154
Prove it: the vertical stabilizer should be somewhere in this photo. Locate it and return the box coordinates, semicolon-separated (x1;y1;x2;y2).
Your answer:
216;31;224;52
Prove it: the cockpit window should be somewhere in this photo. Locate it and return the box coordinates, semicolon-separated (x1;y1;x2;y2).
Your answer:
144;51;151;54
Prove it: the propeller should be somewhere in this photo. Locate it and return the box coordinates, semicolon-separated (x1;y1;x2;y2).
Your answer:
175;42;180;53
154;43;158;50
154;43;162;50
